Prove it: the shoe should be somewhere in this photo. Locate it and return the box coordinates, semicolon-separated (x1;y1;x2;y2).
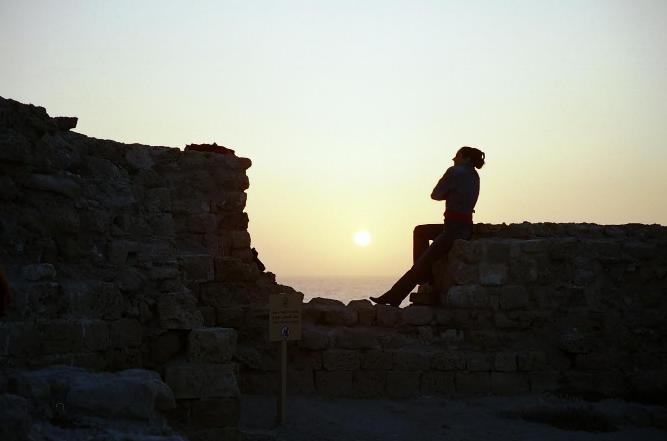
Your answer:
370;294;401;307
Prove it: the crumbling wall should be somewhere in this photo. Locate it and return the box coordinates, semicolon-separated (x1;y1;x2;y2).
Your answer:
0;97;295;440
239;225;667;403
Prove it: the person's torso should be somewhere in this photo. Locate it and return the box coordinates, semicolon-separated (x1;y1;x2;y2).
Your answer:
445;163;480;214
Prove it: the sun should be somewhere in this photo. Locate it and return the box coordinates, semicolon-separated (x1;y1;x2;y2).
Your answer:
354;230;371;246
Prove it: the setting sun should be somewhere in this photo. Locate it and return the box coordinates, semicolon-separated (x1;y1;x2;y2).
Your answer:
354;230;371;246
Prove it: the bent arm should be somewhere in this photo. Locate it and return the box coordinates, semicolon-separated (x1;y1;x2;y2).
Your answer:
431;169;455;200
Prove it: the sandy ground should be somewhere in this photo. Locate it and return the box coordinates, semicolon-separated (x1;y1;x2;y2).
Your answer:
241;394;666;441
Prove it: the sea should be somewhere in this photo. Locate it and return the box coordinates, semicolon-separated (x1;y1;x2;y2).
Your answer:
276;275;397;305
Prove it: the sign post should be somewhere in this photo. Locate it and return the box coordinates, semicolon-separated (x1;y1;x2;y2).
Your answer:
269;292;302;425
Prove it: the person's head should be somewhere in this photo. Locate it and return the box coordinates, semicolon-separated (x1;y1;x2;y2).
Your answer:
453;146;485;169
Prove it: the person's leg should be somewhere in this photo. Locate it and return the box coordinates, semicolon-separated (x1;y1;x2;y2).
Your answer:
373;221;472;306
413;224;445;264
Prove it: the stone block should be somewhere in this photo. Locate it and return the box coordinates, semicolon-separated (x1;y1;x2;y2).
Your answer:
23;173;81;198
298;325;330;350
466;353;493;371
361;350;393;370
37;321;84;355
21;264;56;281
347;299;375;325
470;330;500;346
188;213;217;233
529;371;562;393
456;372;491;395
352;371;386;398
216;307;245;328
81;320;109;351
622;241;658;259
157;290;204;330
400;305;434;325
558;332;595;354
324;307;358;326
179;254;214;283
430;351;465;371
517;351;547;371
290;348;322;371
191;398;240;427
521;239;550;253
410;286;439;306
510;256;538;283
200;282;248;308
439;329;465;343
572;258;595;285
444;285;489;309
234;345;275;371
315;371;354;397
148;213;174;236
149;331;183;364
448;261;478;285
188;328;238;363
421;372;456;395
449;239;483;263
125;146;155;169
230;230;251;248
497;286;530;310
322;349;360;370
491;372;529;395
386;371;421;398
485;241;511;262
574;353;609;372
375;305;400;327
214;257;246;282
145;187;172;213
494;352;517;372
105;347;143;371
479;263;508;286
198;306;216;327
148;265;180;281
165;362;239;399
392;350;429;371
109;318;142;348
334;327;378;349
549;238;578;260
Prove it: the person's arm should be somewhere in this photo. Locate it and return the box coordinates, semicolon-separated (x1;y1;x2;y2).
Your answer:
431;168;456;200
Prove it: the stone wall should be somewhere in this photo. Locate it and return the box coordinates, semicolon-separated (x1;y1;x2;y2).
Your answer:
1;96;666;441
239;226;667;403
0;97;296;440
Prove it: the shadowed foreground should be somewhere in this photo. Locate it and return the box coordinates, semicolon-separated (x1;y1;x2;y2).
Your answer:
241;394;666;441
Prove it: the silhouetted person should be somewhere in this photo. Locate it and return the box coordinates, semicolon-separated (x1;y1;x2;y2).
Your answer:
371;146;485;307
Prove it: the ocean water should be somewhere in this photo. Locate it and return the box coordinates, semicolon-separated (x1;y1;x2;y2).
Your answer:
277;275;398;305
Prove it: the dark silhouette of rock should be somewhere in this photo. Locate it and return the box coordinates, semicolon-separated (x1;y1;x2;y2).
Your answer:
185;142;235;155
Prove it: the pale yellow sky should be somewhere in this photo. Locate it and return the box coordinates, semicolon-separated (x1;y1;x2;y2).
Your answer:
1;0;666;277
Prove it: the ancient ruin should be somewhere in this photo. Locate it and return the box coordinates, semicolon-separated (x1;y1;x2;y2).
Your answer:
1;96;665;440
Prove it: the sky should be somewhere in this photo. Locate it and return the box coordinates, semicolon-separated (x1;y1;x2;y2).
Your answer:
1;0;666;277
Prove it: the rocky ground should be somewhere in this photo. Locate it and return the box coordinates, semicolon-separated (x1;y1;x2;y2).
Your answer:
241;394;667;441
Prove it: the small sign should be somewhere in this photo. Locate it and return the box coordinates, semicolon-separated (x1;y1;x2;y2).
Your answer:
269;293;302;342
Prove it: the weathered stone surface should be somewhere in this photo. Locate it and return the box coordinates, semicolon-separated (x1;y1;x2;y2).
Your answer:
179;254;214;283
157;290;204;329
444;285;489;309
165;362;239;399
558;332;596;354
214;256;246;282
466;353;493;371
109;318;142;348
298;325;330;350
494;352;517;372
125;146;155;170
497;286;530;310
375;305;400;327
479;263;508;286
449;239;483;263
347;299;375;325
421;372;456;395
430;351;465;371
21;264;56;281
448;261;478;284
517;351;547;371
324;307;358;326
392;350;429;371
188;213;217;233
188;328;237;363
361;350;393;371
400;305;434;325
149;331;183;364
550;238;578;259
0;394;31;441
322;349;360;371
334;327;377;349
23;173;81;198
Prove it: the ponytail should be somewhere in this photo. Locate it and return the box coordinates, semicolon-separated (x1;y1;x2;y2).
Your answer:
459;146;485;169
